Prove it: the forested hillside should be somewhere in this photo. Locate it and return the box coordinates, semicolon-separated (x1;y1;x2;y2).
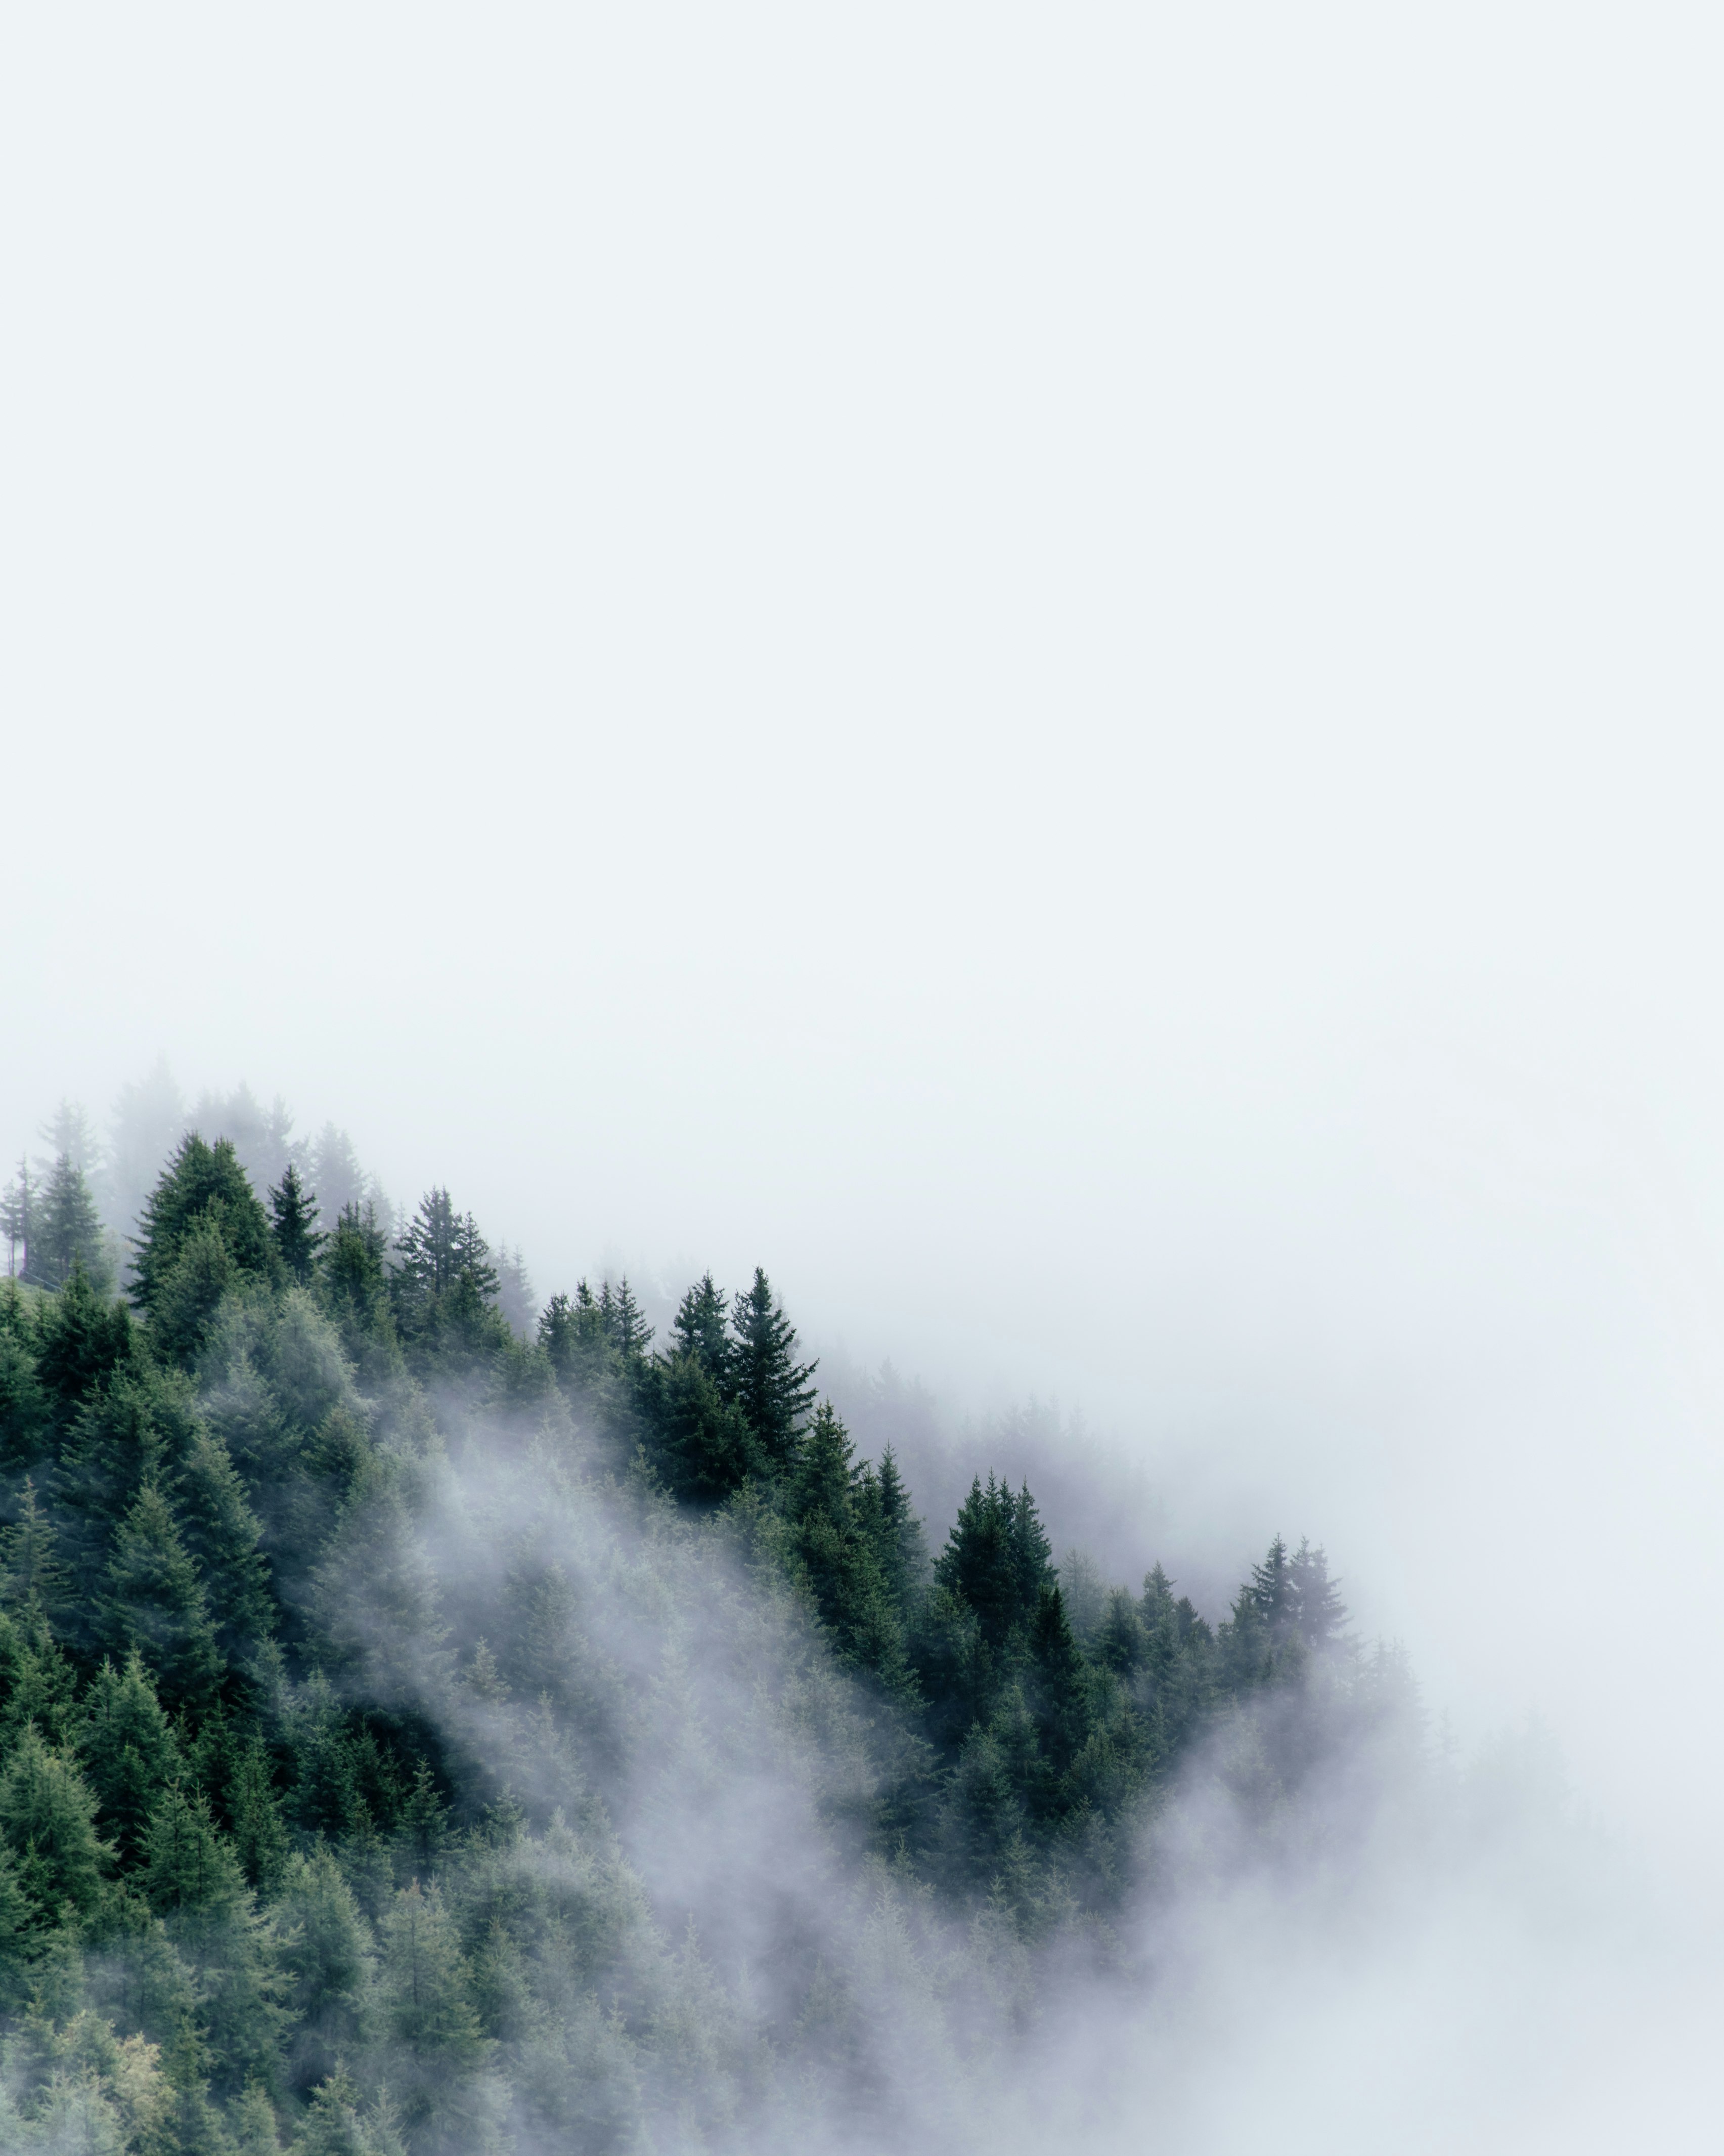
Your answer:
0;1113;1419;2152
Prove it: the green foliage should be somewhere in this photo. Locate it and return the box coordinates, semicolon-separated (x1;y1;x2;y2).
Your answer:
271;1165;328;1286
0;1095;1388;2149
24;1161;111;1296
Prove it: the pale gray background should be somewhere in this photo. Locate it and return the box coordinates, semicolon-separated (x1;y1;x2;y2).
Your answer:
4;0;1719;1949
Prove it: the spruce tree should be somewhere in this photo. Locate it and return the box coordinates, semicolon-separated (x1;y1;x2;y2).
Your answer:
24;1158;110;1292
131;1133;280;1314
728;1267;816;1473
0;1321;50;1474
1289;1537;1347;1651
376;1879;491;2151
270;1162;327;1283
102;1481;223;1709
77;1651;182;1867
0;1158;31;1280
175;1430;275;1668
671;1273;731;1379
0;1480;70;1623
0;1727;110;1924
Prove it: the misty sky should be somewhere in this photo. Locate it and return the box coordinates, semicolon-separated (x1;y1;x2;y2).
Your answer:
5;5;1721;1904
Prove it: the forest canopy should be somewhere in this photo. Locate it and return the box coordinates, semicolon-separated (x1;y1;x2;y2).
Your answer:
0;1085;1416;2154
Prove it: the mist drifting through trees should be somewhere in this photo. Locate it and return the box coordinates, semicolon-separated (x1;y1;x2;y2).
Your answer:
0;1075;1685;2152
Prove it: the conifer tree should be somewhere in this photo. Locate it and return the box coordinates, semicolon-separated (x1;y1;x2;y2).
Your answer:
671;1272;731;1379
175;1430;275;1668
729;1268;816;1472
0;1480;71;1623
280;1845;377;2100
270;1162;327;1283
1289;1537;1347;1651
1249;1535;1298;1642
143;1784;247;1926
0;1157;31;1279
31;1264;132;1434
376;1878;491;2151
24;1158;111;1293
0;1727;110;1924
102;1481;224;1709
76;1651;182;1867
131;1133;280;1314
0;1299;50;1471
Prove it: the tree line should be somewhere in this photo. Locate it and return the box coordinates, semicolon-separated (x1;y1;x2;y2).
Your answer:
0;1118;1409;2152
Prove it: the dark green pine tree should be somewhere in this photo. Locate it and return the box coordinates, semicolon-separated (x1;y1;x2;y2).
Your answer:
0;1480;71;1625
24;1157;111;1293
0;1727;110;1926
0;1157;31;1279
601;1276;653;1359
671;1272;731;1379
279;1844;376;2101
30;1263;134;1437
321;1200;397;1360
0;1288;50;1473
1289;1537;1347;1650
935;1477;1018;1647
269;1161;326;1283
728;1267;817;1474
782;1403;913;1693
102;1480;224;1710
175;1430;275;1670
1025;1582;1090;1791
76;1650;183;1867
1249;1534;1298;1643
653;1350;758;1502
131;1133;281;1315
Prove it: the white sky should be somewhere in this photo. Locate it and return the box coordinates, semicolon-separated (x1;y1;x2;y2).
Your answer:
4;4;1721;1888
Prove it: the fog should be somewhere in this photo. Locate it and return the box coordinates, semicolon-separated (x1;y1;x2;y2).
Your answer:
4;1;1722;2143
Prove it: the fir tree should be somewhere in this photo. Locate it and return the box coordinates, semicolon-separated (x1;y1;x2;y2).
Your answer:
25;1157;111;1293
0;1481;71;1623
0;1727;110;1924
0;1158;31;1280
131;1133;281;1315
77;1651;182;1867
1289;1537;1347;1651
270;1162;327;1284
102;1481;224;1709
729;1267;816;1472
671;1272;731;1379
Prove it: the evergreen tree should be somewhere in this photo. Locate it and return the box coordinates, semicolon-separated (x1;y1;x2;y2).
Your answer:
143;1784;247;1926
653;1350;757;1501
31;1263;132;1434
729;1268;816;1472
77;1652;182;1867
1289;1537;1347;1651
0;1157;31;1279
602;1276;653;1359
1248;1534;1298;1642
102;1480;223;1709
0;1727;110;1925
375;1879;491;2151
131;1133;281;1314
0;1288;50;1472
671;1272;731;1379
175;1430;276;1669
0;1480;71;1623
270;1162;327;1284
25;1158;111;1293
280;1844;376;2100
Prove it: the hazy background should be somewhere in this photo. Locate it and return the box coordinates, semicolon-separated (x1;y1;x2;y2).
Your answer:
4;0;1720;1946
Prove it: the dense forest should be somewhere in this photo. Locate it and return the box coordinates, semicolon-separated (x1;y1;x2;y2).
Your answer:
0;1080;1421;2152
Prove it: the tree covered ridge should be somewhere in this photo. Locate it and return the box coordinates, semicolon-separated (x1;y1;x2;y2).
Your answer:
0;1122;1417;2153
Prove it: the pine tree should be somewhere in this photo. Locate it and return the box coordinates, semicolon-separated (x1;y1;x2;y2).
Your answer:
0;1727;110;1924
1249;1535;1298;1643
0;1157;31;1279
0;1315;51;1474
77;1651;182;1867
131;1133;281;1314
604;1276;653;1359
142;1784;247;1926
0;1480;71;1622
671;1273;731;1379
280;1846;376;2101
270;1162;327;1283
175;1430;275;1668
376;1879;491;2151
229;1731;289;1895
31;1261;132;1433
1289;1537;1347;1651
729;1267;816;1473
25;1158;111;1293
102;1480;223;1709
